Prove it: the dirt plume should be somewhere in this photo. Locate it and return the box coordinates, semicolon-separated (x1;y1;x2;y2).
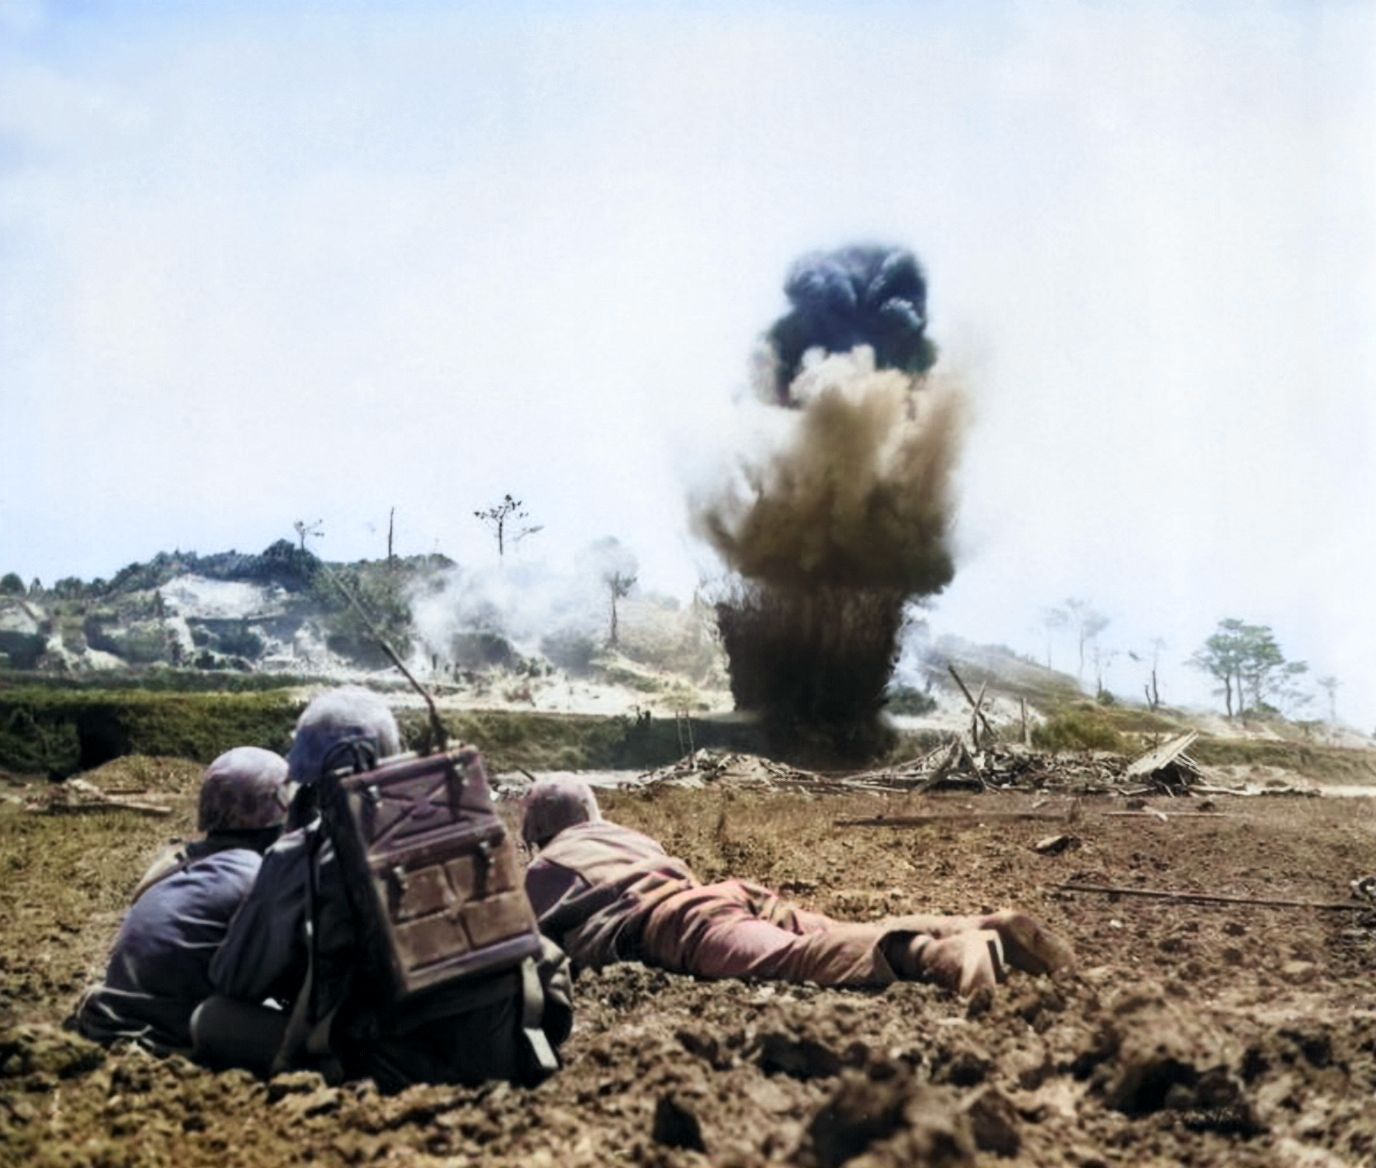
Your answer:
694;244;964;749
698;358;962;595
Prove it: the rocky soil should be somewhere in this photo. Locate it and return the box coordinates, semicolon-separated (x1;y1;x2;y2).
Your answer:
2;757;1373;1167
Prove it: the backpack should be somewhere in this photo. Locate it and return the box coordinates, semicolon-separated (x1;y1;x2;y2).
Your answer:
287;741;559;1084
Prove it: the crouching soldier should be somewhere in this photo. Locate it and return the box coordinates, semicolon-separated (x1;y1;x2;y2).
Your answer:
73;747;291;1053
522;777;1074;997
196;688;573;1091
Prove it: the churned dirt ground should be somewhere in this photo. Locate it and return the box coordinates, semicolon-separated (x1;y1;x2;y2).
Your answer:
2;756;1374;1168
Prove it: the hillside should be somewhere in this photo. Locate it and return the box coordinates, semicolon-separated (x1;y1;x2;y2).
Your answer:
4;545;1372;783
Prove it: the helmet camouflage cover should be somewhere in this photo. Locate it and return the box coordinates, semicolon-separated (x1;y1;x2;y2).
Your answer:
521;775;603;847
198;746;292;833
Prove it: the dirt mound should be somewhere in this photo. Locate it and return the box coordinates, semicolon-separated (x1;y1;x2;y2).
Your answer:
2;778;1373;1165
79;756;205;795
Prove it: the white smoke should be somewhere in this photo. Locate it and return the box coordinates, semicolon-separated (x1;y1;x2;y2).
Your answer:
408;560;605;671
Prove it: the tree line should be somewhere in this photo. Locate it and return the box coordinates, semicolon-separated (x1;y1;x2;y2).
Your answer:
1039;599;1340;725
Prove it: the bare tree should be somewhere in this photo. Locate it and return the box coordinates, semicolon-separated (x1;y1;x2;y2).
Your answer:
584;537;639;647
293;518;324;552
606;568;637;648
1063;598;1109;684
473;494;542;560
1093;644;1120;700
1040;606;1068;669
1316;675;1340;724
387;506;396;568
1131;637;1166;709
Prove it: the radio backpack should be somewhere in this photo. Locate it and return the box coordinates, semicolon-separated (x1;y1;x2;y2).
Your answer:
299;741;558;1083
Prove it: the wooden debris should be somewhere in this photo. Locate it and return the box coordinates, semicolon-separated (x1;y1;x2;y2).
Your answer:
1101;810;1246;820
29;777;173;817
835;811;1074;828
1123;732;1205;793
947;665;997;743
1033;833;1081;854
633;734;1325;803
1054;881;1373;912
1192;782;1320;798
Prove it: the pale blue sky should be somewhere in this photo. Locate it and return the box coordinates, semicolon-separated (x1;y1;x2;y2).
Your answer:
2;1;1373;724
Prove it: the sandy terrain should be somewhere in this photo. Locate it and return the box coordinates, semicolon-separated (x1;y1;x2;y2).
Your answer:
1;756;1373;1167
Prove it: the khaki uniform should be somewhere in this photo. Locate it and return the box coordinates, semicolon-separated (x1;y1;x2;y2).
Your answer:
526;821;917;987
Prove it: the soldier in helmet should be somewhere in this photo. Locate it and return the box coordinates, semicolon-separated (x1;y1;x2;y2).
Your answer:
73;746;291;1054
197;687;573;1089
522;776;1074;996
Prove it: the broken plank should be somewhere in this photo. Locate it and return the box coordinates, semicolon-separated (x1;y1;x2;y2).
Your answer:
1053;881;1370;911
947;665;997;739
1100;811;1248;820
44;799;173;817
1124;732;1200;779
835;811;1073;827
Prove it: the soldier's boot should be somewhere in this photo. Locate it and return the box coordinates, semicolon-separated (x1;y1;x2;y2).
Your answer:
888;929;1005;997
889;911;1074;977
977;910;1074;977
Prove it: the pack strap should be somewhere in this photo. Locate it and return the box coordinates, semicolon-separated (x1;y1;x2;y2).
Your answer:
129;846;192;905
270;826;344;1083
519;956;558;1081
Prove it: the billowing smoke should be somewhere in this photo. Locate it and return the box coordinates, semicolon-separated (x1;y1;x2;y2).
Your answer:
763;244;937;406
696;243;962;753
702;351;960;594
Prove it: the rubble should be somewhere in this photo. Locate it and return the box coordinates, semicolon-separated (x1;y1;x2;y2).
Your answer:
1120;732;1205;793
634;728;1326;803
636;739;1154;799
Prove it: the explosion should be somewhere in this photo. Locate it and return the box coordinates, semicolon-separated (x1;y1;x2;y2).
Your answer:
763;245;937;406
696;244;963;752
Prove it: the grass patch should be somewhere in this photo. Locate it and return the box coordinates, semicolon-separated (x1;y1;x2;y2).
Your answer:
2;686;956;779
1031;707;1127;753
0;668;325;693
400;708;764;772
0;688;304;778
1091;704;1184;735
1189;736;1376;784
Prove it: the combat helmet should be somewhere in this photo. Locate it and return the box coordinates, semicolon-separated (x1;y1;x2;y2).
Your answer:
521;775;603;848
198;746;292;833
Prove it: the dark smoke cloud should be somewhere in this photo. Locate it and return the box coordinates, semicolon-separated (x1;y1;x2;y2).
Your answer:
764;244;937;406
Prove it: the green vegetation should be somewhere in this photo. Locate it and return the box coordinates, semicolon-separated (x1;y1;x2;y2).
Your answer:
1031;707;1127;753
309;562;418;668
399;707;762;772
1189;618;1308;720
885;685;938;716
1189;736;1376;784
0;669;323;693
1087;703;1182;735
0;687;770;778
0;688;304;778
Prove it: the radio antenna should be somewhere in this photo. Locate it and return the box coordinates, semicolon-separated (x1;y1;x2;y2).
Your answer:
318;562;448;752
